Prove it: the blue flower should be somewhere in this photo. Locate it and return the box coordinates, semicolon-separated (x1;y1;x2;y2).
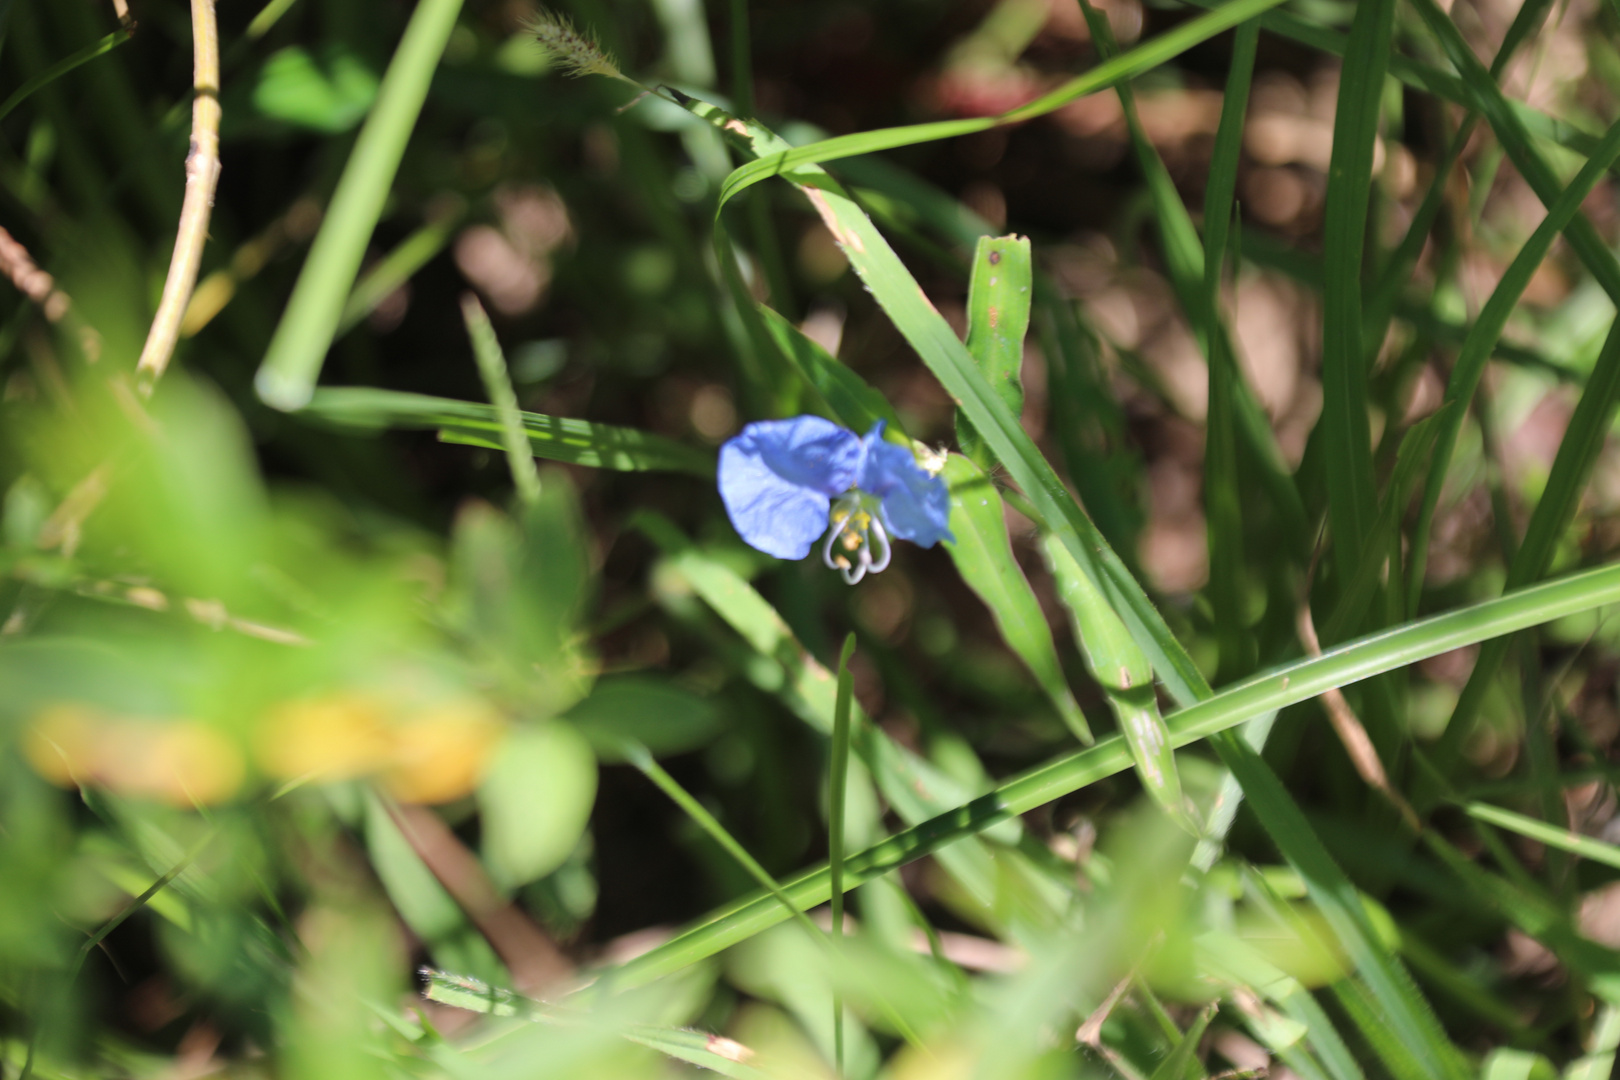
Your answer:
718;415;953;583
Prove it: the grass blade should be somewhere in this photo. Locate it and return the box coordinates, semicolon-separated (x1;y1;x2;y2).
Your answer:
1405;115;1620;613
1435;316;1620;765
462;295;542;507
0;23;131;124
255;0;465;410
1317;0;1394;592
1044;533;1188;827
301;387;716;475
757;304;900;434
946;455;1093;744
1461;801;1620;872
712;0;1290;207
601;558;1620;990
828;633;855;1078
338;200;465;335
1216;747;1468;1080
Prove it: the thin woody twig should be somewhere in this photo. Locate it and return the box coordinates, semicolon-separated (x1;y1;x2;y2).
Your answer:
135;0;221;390
1297;601;1420;831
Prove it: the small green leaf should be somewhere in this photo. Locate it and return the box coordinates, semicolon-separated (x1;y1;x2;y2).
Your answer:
252;45;380;133
958;235;1030;470
303;387;715;476
480;723;598;890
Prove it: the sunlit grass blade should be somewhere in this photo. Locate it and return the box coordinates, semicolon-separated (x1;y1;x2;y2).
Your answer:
1218;746;1468;1080
1405;115;1620;613
601;558;1620;990
958;235;1029;470
621;740;826;943
1435;317;1620;765
300;387;715;475
715;0;1286;207
421;969;774;1078
946;456;1093;744
1564;1004;1620;1080
1043;534;1187;827
255;0;465;410
462;295;542;507
1461;800;1620;872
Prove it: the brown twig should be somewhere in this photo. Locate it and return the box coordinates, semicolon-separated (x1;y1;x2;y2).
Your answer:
383;798;574;994
134;0;221;390
1297;601;1421;831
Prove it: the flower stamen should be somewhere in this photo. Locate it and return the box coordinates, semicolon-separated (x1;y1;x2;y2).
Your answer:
822;495;889;584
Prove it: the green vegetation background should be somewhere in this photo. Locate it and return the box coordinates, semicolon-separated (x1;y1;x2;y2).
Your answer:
6;0;1620;1076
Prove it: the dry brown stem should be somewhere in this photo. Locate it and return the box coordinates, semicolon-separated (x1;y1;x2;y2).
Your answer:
135;0;222;389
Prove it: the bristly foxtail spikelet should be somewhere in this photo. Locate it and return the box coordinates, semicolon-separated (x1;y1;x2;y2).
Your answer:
526;10;630;82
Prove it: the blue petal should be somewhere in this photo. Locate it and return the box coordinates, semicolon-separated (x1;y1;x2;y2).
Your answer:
856;424;954;548
718;416;862;559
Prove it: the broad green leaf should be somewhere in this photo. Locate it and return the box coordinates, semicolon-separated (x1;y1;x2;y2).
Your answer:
480;723;598;890
1043;533;1187;827
302;387;715;475
604;556;1620;989
564;676;721;762
945;455;1092;744
1481;1049;1557;1080
958;235;1030;470
251;45;379;132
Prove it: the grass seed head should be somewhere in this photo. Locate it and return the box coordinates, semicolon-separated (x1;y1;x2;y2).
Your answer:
526;10;624;81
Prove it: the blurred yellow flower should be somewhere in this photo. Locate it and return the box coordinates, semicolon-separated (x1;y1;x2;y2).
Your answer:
24;704;244;806
256;692;393;781
381;700;506;804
